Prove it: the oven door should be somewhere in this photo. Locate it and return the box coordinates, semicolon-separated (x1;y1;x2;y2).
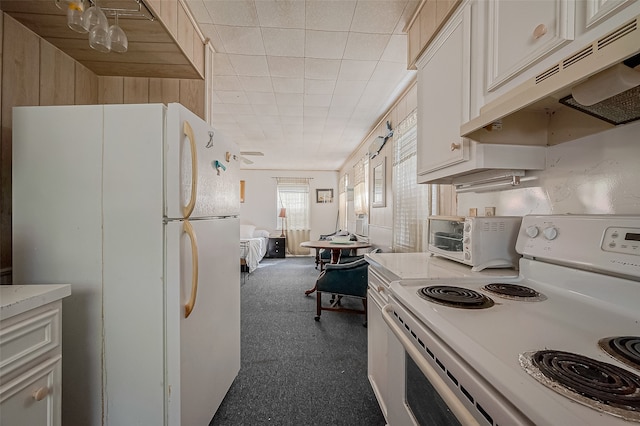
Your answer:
428;217;465;263
382;300;531;426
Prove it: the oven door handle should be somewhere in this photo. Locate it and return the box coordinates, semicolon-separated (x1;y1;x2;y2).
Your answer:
382;304;480;426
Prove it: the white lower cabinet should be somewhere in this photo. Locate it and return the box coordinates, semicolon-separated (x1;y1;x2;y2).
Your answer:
0;357;61;426
367;267;391;421
0;285;70;426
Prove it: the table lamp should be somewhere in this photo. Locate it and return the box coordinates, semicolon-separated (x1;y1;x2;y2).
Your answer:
279;208;286;237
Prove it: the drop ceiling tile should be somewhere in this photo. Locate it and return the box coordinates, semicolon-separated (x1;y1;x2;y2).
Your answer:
380;34;407;63
344;32;390;60
246;91;277;105
306;1;356;31
303;106;329;118
305;30;349;59
267;56;305;78
276;93;304;106
216;90;250;104
272;77;304;94
212;53;236;76
217;103;254;114
304;79;336;95
186;1;213;24
262;28;305;57
211;113;237;123
350;1;406;34
278;105;304;117
370;60;408;81
330;94;360;109
305;59;341;79
203;0;259;26
228;54;270;76
304;94;332;107
236;114;260;125
333;79;366;97
239;76;273;92
217;26;265;55
258;115;283;126
252;104;280;116
213;75;243;91
337;60;377;80
255;0;305;29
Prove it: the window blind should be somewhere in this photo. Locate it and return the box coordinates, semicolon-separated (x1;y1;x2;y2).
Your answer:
392;109;434;252
276;177;310;230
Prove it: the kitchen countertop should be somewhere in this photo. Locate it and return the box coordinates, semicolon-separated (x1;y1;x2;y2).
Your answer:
365;252;519;282
1;284;71;321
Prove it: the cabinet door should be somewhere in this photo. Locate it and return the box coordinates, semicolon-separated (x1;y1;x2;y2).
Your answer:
417;5;471;179
485;0;575;92
0;357;61;426
367;268;390;420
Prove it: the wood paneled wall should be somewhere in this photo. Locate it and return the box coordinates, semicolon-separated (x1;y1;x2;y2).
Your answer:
0;13;205;275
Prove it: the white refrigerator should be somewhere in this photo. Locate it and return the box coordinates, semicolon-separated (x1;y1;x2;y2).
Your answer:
12;103;241;425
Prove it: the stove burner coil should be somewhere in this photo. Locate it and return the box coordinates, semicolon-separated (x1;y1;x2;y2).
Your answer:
600;336;640;371
482;283;545;300
523;350;640;421
418;286;494;309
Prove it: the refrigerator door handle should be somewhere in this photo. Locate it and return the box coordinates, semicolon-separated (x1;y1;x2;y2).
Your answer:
183;121;198;218
184;219;199;318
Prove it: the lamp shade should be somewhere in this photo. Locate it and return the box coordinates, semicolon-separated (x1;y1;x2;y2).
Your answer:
278;208;286;218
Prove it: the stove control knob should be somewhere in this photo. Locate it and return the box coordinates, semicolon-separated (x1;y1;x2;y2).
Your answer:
464;251;471;260
463;237;470;244
543;226;558;240
464;224;471;233
525;226;539;238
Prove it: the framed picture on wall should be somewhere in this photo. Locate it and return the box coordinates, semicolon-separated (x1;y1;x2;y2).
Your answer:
316;188;333;203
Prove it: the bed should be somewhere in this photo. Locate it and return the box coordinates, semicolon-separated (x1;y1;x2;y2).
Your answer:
240;225;270;273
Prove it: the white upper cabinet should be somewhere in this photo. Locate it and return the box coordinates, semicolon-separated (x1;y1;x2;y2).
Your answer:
484;0;576;95
417;3;472;180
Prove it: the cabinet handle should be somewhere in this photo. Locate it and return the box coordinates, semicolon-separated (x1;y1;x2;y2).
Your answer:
377;285;384;293
450;142;461;151
33;386;50;401
533;24;547;39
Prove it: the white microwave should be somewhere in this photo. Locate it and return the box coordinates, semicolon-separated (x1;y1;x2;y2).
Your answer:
428;216;521;271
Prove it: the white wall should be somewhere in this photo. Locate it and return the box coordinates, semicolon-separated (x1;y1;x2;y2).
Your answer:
339;82;418;252
239;169;339;240
457;120;640;216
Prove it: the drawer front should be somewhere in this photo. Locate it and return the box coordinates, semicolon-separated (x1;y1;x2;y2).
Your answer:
0;356;62;426
0;307;61;378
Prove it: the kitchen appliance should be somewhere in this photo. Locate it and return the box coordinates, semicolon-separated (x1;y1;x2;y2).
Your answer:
11;103;241;425
382;215;640;425
463;13;640;144
428;216;522;271
366;252;519;422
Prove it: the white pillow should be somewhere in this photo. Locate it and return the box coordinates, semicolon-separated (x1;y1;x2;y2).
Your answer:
254;229;270;238
240;224;256;239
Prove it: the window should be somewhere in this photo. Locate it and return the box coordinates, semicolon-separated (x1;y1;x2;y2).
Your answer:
353;155;369;216
392;109;436;252
276;178;310;230
339;174;348;231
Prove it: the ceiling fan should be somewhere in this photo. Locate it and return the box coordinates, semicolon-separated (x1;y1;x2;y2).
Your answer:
239;151;264;165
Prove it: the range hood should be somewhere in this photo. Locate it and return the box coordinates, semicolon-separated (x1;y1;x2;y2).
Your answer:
462;14;640;146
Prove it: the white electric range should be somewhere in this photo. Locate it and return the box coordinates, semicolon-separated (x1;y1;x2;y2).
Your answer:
383;215;640;425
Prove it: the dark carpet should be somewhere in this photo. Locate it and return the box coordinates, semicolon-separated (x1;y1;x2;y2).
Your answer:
209;257;386;426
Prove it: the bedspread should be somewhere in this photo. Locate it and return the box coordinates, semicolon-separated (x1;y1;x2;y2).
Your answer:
240;237;268;273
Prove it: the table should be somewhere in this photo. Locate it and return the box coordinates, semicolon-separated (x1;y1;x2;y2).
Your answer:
300;240;372;295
